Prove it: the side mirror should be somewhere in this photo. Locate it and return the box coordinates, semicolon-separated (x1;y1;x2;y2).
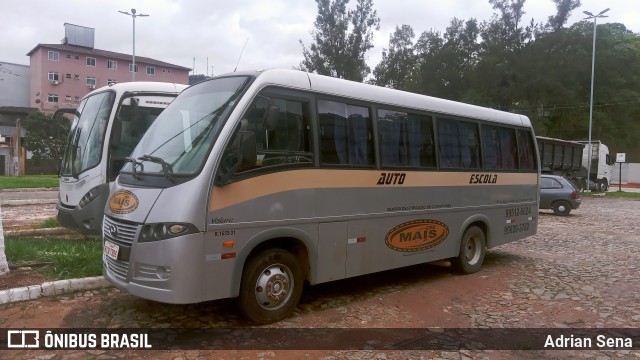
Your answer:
215;120;257;186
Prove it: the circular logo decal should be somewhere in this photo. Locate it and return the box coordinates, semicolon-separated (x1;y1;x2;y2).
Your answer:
385;219;449;252
108;190;139;214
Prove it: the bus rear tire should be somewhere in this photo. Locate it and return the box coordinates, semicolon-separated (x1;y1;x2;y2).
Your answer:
239;248;303;324
451;226;486;274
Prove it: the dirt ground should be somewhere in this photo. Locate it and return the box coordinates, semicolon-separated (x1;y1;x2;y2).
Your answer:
1;196;639;359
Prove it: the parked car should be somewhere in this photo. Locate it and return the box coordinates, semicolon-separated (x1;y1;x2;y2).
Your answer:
540;174;581;215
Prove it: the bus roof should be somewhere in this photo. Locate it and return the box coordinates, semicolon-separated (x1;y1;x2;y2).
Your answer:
86;81;188;99
242;69;530;128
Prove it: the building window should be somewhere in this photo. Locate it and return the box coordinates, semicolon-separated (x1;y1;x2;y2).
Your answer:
74;74;80;80
65;73;71;79
75;55;80;60
47;94;59;103
65;95;72;102
66;54;71;59
107;60;117;70
86;57;96;67
74;96;80;102
129;64;138;73
47;72;59;82
107;79;117;85
48;51;59;61
146;66;155;75
86;77;96;87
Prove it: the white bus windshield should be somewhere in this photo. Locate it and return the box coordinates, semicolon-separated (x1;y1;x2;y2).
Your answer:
60;91;116;177
122;76;251;177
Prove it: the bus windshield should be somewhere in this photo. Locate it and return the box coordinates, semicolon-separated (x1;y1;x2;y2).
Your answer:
122;76;251;177
60;91;116;177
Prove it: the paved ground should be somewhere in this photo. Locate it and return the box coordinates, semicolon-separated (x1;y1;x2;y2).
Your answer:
1;194;639;359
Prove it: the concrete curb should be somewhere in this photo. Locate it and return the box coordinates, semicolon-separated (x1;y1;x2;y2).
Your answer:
0;276;112;304
0;188;59;193
5;227;86;238
0;199;58;206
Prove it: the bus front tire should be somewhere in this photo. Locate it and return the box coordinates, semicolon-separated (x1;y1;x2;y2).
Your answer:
239;248;303;324
451;226;486;274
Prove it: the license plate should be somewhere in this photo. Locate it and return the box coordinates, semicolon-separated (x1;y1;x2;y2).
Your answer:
104;240;120;260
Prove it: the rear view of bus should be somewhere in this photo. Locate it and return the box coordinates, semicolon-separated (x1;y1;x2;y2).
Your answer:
103;69;539;324
57;82;187;235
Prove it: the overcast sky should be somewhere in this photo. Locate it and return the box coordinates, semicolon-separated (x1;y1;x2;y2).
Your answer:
2;0;638;76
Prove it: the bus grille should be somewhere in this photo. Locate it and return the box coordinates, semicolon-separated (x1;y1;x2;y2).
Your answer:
103;216;139;282
103;216;138;247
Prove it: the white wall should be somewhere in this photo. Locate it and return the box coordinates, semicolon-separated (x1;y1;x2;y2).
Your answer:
612;163;640;184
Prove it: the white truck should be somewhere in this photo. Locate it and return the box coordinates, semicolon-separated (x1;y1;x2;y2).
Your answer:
537;137;613;192
577;140;614;191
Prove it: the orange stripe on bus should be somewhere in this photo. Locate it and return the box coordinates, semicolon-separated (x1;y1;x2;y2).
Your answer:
209;169;538;212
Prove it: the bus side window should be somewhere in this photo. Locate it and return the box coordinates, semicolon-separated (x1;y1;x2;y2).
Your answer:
481;125;517;171
233;95;312;172
437;118;480;169
378;109;435;168
517;129;536;171
319;100;373;166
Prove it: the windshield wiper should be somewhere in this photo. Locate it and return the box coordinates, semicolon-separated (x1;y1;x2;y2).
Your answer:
139;154;175;181
124;157;143;180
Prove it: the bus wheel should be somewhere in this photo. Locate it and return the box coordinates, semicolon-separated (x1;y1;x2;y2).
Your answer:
239;248;303;324
451;226;485;274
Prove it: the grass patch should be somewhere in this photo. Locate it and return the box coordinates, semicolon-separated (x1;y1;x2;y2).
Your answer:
37;217;59;229
4;237;102;280
0;175;59;189
582;191;640;198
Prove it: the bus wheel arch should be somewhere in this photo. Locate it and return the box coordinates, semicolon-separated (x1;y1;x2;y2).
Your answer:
236;236;311;324
451;222;487;274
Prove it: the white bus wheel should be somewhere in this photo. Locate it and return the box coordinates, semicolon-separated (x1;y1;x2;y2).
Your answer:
239;248;303;324
451;226;486;274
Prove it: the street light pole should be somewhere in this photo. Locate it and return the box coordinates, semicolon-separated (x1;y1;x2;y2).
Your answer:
119;8;149;81
583;8;609;192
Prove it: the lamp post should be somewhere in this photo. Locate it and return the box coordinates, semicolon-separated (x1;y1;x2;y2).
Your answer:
583;8;609;192
118;8;149;81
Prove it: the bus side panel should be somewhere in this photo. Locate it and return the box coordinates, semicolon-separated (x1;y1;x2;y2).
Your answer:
206;170;538;288
317;222;348;283
203;223;320;299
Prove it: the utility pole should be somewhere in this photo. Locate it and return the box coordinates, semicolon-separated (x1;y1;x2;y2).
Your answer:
118;8;149;81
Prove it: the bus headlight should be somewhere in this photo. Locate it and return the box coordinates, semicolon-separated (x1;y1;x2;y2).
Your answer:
139;222;197;242
78;185;102;209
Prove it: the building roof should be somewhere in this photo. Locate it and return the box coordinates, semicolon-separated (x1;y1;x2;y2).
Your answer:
27;43;191;71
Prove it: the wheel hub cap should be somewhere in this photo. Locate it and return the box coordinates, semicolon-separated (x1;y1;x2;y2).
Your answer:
255;264;292;310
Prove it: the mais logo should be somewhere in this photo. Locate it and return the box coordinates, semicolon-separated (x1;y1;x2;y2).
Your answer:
108;190;139;214
385;219;449;252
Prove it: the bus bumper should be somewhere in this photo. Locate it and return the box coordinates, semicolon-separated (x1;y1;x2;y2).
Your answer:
103;232;208;304
56;185;109;235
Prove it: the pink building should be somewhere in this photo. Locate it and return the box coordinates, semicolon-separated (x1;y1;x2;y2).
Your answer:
27;23;190;113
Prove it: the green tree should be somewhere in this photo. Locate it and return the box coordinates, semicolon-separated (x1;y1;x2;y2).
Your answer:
23;111;71;172
299;0;380;81
371;24;416;90
408;18;480;101
546;0;581;32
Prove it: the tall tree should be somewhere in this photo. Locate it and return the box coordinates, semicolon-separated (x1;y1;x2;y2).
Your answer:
23;111;71;173
546;0;581;31
371;24;416;89
299;0;380;81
